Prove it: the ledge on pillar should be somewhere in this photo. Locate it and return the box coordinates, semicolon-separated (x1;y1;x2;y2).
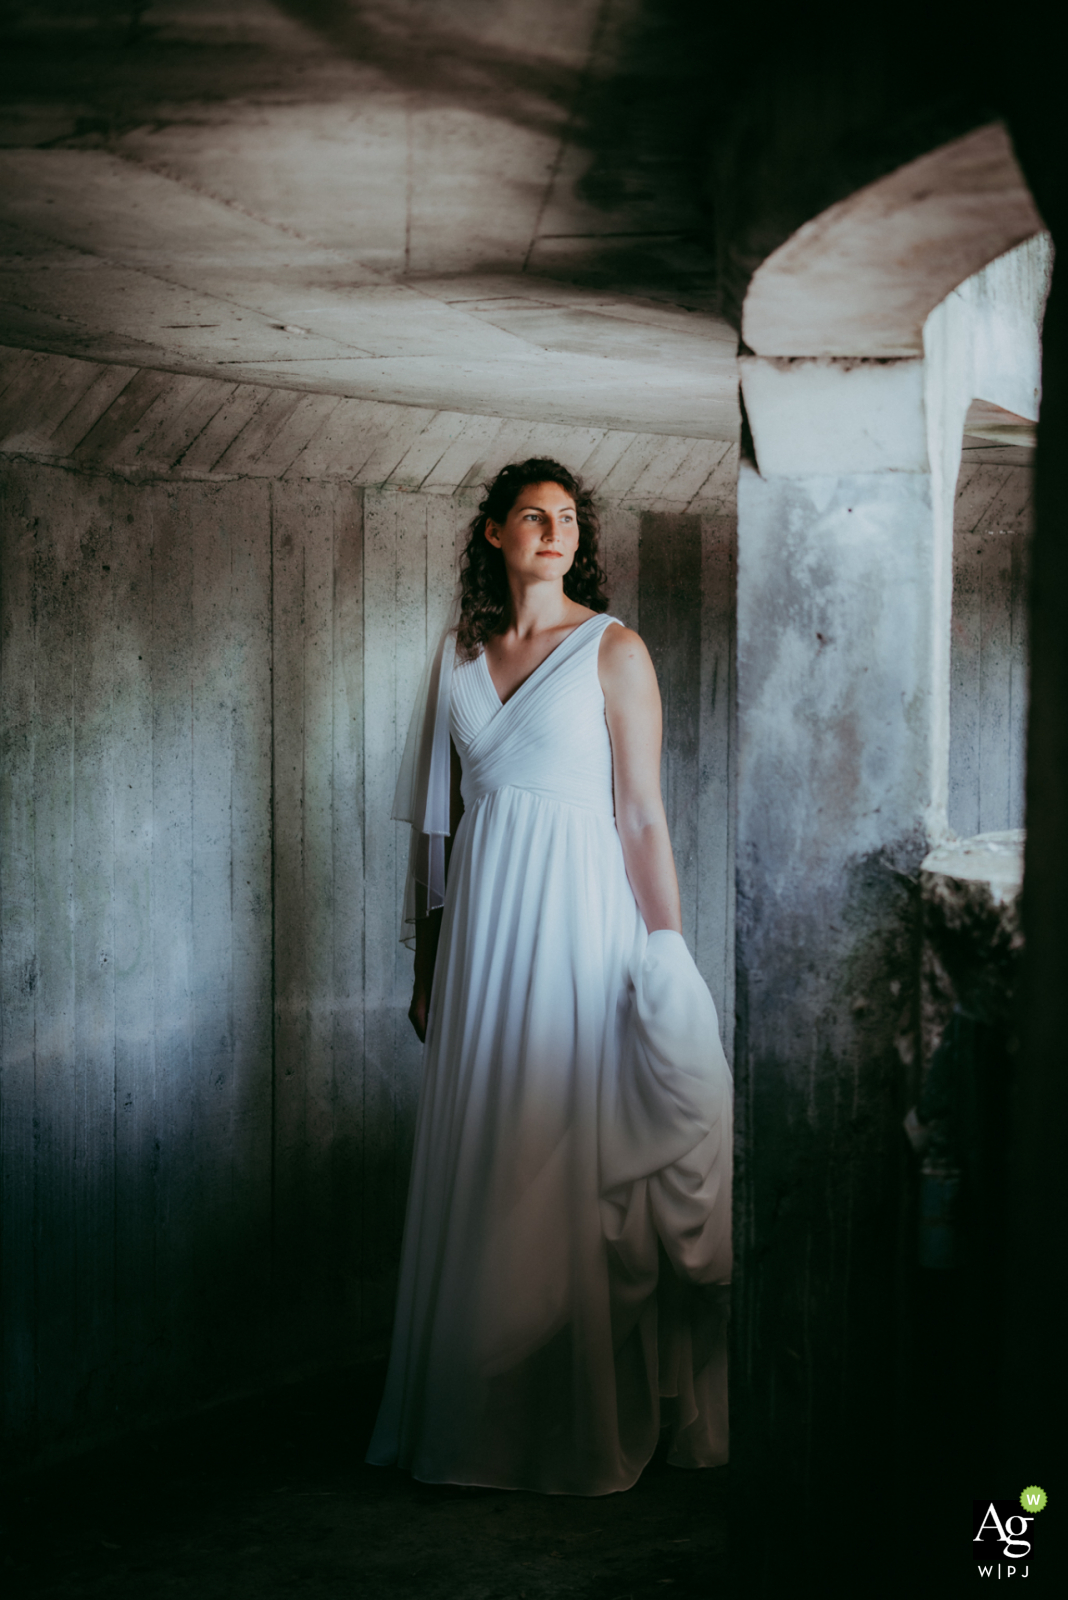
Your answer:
919;829;1024;1056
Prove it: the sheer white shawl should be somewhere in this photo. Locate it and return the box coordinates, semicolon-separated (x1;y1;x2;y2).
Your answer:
392;599;461;945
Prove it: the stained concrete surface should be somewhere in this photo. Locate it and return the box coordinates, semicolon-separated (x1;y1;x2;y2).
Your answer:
0;1362;731;1600
0;2;737;437
919;829;1024;1059
905;834;1025;1509
732;455;938;1524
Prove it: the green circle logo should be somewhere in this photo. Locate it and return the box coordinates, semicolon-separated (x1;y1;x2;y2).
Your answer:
1020;1486;1047;1513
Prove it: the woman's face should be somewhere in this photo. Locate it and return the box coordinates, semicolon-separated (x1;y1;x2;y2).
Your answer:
485;481;580;582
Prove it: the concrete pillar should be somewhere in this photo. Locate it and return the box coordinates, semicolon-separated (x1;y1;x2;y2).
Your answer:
733;362;944;1545
731;229;1050;1574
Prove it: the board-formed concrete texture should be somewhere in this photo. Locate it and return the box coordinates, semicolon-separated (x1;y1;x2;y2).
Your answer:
0;344;738;505
950;460;1031;837
0;0;738;440
0;429;738;1473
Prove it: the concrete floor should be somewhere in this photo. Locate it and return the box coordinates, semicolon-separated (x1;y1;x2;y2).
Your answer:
1;1362;731;1599
0;1;738;438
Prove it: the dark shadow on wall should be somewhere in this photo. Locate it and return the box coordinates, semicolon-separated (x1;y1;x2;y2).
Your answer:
0;462;398;1477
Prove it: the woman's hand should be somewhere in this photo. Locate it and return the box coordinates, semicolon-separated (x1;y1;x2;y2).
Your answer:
410;906;443;1041
409;984;430;1043
599;625;683;935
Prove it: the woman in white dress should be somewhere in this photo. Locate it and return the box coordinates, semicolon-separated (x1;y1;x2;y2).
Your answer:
367;459;732;1495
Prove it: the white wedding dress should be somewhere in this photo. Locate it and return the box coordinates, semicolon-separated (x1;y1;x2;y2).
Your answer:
367;614;733;1494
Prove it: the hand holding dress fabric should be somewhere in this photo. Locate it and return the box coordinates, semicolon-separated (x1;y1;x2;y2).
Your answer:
602;928;733;1284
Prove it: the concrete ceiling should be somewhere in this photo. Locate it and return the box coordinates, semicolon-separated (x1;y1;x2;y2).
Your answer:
0;1;739;440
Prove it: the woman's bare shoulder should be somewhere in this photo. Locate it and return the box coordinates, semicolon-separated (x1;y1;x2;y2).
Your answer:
598;623;656;686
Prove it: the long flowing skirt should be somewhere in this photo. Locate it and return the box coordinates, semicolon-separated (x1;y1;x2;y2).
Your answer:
367;782;732;1494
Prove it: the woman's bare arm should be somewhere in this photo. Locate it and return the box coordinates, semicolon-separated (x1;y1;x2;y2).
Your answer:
599;625;682;935
409;738;465;1041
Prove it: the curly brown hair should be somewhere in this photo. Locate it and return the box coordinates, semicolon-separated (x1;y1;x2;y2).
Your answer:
457;458;608;657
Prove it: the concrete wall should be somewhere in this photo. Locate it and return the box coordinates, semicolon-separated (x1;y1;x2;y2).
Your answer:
949;458;1032;837
921;232;1049;835
0;350;737;1474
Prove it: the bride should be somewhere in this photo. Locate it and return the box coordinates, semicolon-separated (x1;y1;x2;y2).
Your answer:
367;458;732;1495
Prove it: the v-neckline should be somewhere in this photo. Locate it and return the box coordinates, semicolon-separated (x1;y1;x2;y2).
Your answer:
482;614;602;709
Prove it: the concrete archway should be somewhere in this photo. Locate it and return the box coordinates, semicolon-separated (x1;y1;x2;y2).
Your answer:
742;121;1044;357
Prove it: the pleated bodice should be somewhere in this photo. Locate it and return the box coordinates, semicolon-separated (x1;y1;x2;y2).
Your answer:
450;614;619;818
